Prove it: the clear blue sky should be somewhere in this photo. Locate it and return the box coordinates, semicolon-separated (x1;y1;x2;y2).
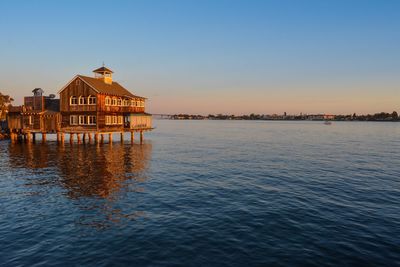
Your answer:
0;0;399;115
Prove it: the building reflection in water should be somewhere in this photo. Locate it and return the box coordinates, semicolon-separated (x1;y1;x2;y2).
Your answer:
8;142;153;229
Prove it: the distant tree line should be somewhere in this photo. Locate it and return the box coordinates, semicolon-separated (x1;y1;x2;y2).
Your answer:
169;111;400;121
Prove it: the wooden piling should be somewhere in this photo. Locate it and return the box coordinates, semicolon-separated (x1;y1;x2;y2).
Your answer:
140;131;144;144
100;134;104;144
70;133;74;144
95;133;99;144
109;133;113;143
61;133;65;144
120;132;124;143
32;133;36;143
83;133;87;143
77;133;81;144
42;133;46;143
131;132;134;143
88;133;92;143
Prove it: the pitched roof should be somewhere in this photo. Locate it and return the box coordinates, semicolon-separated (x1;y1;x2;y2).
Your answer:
77;75;145;99
93;66;113;73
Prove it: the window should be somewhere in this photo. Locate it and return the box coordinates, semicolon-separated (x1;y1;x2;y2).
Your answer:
105;115;111;125
88;116;96;125
123;99;129;106
70;96;78;105
139;101;145;107
112;116;117;124
105;96;111;106
79;96;87;105
70;115;78;125
112;97;117;106
88;95;96;105
130;100;136;107
118;116;123;125
79;115;87;125
117;98;122;106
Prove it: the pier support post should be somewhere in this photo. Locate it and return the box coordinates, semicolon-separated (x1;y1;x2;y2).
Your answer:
131;132;134;143
95;133;99;144
100;134;104;144
61;133;65;144
32;133;36;143
77;133;81;144
109;133;113;143
120;132;124;143
88;133;92;143
42;133;46;144
23;134;27;142
140;131;144;144
83;133;87;143
26;132;32;143
70;133;74;144
56;133;60;143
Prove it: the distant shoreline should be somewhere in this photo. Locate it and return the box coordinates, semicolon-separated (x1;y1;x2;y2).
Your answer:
154;112;399;122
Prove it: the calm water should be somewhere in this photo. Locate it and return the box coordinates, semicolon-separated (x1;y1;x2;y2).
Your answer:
1;120;399;266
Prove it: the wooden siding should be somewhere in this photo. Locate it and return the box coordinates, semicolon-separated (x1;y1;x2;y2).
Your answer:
7;113;22;130
24;96;44;111
130;115;152;130
60;77;98;112
7;113;60;133
96;94;145;113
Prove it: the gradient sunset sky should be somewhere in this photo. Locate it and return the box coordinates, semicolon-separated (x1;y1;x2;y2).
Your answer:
0;0;399;115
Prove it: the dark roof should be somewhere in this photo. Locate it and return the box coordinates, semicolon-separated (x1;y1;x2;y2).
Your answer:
93;66;113;73
78;75;145;99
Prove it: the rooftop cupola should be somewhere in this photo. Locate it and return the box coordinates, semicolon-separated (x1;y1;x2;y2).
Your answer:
93;65;113;85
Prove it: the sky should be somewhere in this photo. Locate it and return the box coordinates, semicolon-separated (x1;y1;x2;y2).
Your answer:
0;0;399;115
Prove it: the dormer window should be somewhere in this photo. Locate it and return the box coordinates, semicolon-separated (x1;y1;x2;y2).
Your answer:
70;96;78;105
79;96;87;105
105;96;111;106
88;95;96;105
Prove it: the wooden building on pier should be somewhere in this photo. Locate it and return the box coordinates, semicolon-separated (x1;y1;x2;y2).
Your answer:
7;66;153;143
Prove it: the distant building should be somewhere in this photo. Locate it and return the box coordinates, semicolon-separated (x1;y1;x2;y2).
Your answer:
323;114;335;120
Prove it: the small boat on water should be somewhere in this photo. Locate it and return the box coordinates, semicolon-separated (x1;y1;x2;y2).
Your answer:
324;120;332;125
